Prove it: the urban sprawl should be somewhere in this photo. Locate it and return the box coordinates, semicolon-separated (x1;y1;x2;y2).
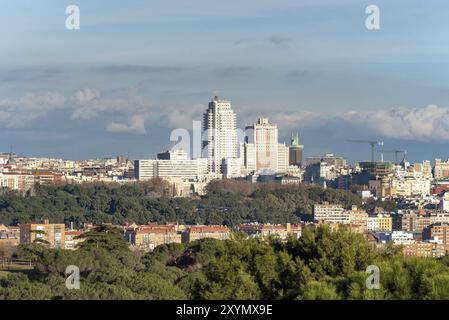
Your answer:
2;96;449;258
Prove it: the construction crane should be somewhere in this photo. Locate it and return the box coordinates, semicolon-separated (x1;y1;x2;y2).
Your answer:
378;149;407;164
347;139;384;163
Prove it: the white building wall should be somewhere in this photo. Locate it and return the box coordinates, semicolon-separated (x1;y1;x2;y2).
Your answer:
203;96;238;174
277;143;289;173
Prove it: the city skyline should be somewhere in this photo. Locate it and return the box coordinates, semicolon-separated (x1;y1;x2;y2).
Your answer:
1;1;449;162
4;0;449;305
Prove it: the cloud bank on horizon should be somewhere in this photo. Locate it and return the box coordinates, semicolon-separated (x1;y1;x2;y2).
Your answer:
1;88;448;141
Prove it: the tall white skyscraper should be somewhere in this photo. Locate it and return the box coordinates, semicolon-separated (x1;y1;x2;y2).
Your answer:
202;96;238;174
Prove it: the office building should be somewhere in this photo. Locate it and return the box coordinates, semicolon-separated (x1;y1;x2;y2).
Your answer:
306;154;347;169
240;117;290;174
157;149;189;160
202;96;238;174
277;143;289;173
240;142;256;175
134;156;208;180
222;158;242;178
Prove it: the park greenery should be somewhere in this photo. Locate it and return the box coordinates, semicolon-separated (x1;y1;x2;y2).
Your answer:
1;180;427;300
1;224;449;300
0;179;393;227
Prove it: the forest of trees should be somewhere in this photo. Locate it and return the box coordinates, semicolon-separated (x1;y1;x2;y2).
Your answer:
0;181;446;300
1;224;449;300
0;179;377;227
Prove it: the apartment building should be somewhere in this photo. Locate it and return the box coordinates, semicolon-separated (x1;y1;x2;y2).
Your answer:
399;211;431;232
367;214;393;232
0;172;35;191
400;211;449;232
422;223;449;244
377;231;415;244
434;158;449;180
64;230;85;250
348;206;368;232
182;225;231;243
439;192;449;212
388;175;431;197
0;170;63;192
313;203;349;224
19;220;65;249
402;242;449;258
378;214;393;231
235;223;301;240
125;224;182;250
0;224;20;256
430;213;449;224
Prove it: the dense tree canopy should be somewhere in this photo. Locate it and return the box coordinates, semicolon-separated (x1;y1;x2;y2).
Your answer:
0;180;363;227
2;181;445;300
1;225;449;300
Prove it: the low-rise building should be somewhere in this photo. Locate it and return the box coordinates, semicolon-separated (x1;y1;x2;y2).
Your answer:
348;206;368;232
422;223;449;244
64;230;85;250
367;214;393;232
402;242;449;258
235;223;301;240
377;231;415;244
399;211;431;232
19;220;65;249
439;192;449;212
313;203;349;224
182;225;231;243
125;224;182;250
0;225;20;253
134;151;208;180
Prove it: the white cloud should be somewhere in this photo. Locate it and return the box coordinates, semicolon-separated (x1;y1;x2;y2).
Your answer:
106;115;146;134
2;88;448;143
359;105;449;141
166;104;205;128
71;88;101;105
270;104;449;142
69;87;156;121
0;91;66;127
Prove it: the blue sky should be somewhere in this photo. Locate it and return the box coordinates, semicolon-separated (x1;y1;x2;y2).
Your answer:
1;0;449;163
